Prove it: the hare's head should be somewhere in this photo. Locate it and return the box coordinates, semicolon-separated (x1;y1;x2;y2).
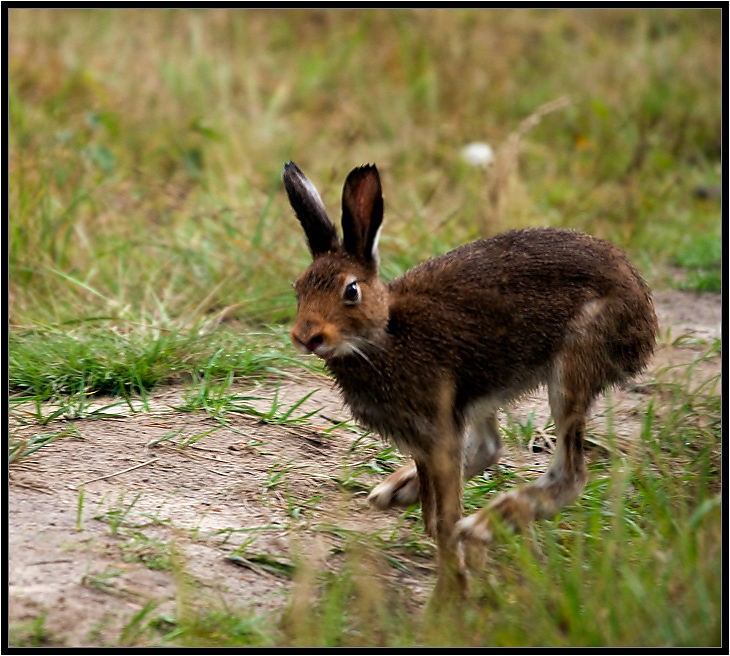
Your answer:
283;162;390;361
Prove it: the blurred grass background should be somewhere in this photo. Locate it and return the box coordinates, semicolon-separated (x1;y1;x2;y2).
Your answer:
9;8;721;334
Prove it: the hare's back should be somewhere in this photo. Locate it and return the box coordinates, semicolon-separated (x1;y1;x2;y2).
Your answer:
392;227;644;303
386;227;653;392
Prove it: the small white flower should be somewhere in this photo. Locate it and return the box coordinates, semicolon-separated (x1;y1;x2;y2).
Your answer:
461;142;495;167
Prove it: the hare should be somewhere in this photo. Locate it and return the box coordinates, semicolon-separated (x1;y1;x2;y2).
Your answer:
283;161;657;591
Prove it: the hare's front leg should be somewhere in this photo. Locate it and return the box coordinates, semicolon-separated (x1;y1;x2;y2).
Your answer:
367;411;503;511
424;435;469;596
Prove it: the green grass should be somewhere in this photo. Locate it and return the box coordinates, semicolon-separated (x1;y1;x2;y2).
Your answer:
8;324;312;402
8;609;60;648
9;423;81;462
8;7;722;649
671;229;722;292
7;7;721;394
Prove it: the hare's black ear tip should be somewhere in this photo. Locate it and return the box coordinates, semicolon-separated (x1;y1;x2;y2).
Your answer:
283;161;298;175
283;161;306;185
348;163;380;181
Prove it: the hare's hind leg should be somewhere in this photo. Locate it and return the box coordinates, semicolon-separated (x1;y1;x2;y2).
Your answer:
368;410;502;510
454;344;600;545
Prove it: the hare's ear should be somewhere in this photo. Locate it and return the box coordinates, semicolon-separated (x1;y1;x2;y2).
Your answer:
341;164;383;267
283;162;340;257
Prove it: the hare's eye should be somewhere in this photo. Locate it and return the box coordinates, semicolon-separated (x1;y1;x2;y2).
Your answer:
343;281;361;305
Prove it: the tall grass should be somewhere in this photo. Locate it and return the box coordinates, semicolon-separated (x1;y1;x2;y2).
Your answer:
9;8;721;333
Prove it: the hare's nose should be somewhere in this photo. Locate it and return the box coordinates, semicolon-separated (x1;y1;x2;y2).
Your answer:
291;328;325;354
305;334;324;353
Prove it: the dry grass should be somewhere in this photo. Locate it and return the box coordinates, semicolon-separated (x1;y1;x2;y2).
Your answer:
9;8;721;330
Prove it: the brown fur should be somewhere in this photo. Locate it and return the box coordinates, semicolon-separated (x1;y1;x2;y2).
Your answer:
283;161;658;592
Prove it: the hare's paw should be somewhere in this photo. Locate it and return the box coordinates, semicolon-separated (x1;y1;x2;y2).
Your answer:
367;462;419;509
453;490;531;549
454;509;494;545
452;510;493;573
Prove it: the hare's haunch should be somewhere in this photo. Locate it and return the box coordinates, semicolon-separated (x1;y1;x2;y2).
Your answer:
284;161;657;593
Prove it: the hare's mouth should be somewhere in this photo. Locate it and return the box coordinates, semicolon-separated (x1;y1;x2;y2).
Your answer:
291;331;363;362
313;345;337;360
314;340;361;362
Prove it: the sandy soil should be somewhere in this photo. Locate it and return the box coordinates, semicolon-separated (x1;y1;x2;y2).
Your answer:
7;289;721;646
